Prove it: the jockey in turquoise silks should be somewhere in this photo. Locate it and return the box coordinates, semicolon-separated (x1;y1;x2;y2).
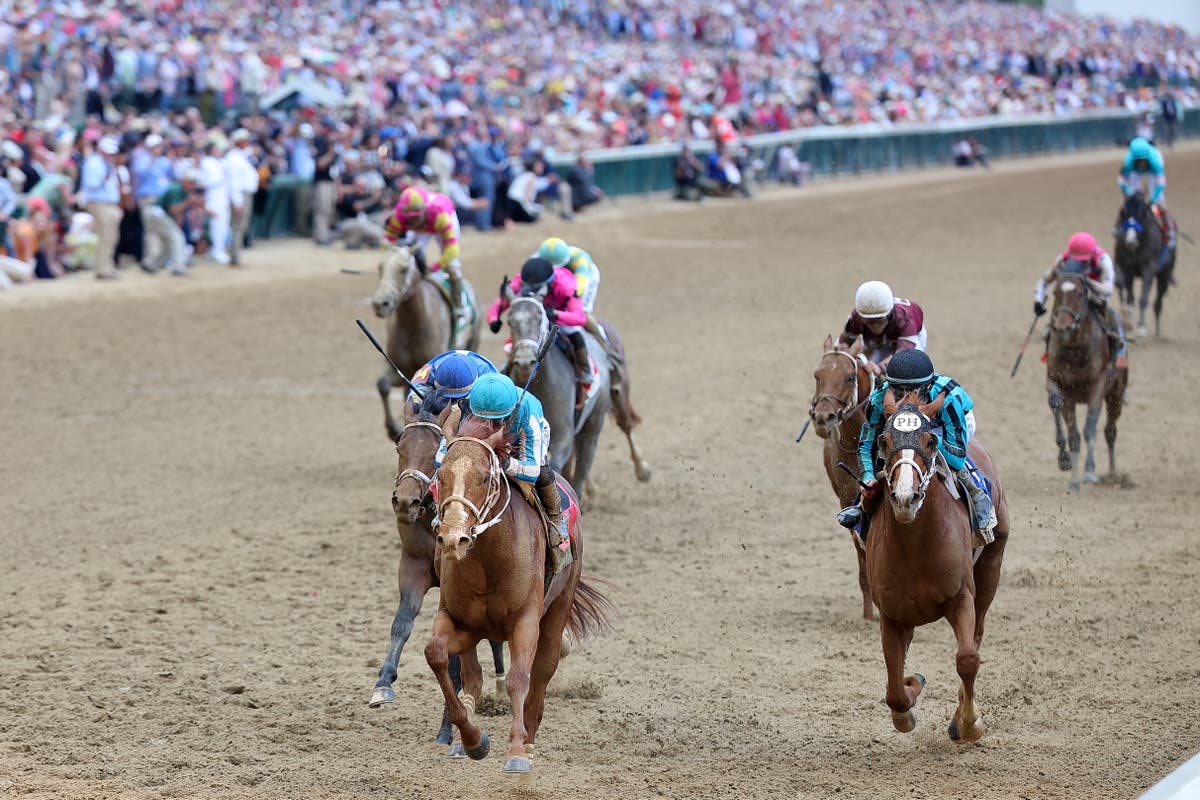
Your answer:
837;349;996;539
1119;136;1175;264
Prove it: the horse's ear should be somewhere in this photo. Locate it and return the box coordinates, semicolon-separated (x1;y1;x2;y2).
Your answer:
882;387;899;417
484;424;507;449
823;334;834;351
503;281;515;303
848;337;864;357
442;404;463;440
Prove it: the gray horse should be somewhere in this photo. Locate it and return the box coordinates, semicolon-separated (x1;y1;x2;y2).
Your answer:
370;246;481;440
504;297;651;504
1113;192;1174;340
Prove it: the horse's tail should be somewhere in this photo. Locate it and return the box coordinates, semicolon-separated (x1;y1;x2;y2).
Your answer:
565;575;616;644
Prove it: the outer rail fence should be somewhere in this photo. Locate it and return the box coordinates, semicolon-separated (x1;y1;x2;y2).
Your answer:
250;109;1197;238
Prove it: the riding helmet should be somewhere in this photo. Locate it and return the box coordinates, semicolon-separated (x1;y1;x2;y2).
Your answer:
854;280;895;319
398;186;428;218
538;237;572;267
520;257;555;290
1066;231;1098;261
1128;137;1153;161
468;373;520;419
886;349;935;386
433;353;479;399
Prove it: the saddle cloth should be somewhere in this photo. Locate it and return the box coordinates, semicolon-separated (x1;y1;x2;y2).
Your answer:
423;271;477;349
513;475;581;565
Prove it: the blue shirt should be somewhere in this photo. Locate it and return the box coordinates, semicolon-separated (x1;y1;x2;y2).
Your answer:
80;153;120;204
857;374;975;479
132;151;173;200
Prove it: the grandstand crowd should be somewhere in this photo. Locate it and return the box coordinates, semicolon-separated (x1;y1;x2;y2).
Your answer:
0;0;1195;287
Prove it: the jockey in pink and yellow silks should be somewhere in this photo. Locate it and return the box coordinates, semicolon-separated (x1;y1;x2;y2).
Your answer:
383;186;466;319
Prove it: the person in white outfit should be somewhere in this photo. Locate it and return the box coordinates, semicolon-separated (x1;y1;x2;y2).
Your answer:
200;135;232;264
223;129;260;266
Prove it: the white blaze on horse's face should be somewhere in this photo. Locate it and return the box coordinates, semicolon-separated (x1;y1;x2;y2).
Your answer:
437;456;475;562
371;249;415;317
1125;225;1138;247
1060;281;1077;293
891;448;920;522
508;297;549;374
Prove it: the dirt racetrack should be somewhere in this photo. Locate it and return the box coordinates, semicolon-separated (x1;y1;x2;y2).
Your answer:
3;144;1199;800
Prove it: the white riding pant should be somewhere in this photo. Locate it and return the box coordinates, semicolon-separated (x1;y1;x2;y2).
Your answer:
581;265;600;314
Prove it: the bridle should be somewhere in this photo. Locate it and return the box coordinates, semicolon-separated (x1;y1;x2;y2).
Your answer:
508;297;549;362
435;436;512;541
395;419;444;501
810;349;876;426
880;410;937;511
1049;277;1089;335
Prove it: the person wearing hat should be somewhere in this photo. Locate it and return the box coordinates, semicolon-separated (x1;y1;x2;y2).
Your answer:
158;169;204;274
836;349;995;541
132;133;180;273
433;372;573;576
405;349;498;415
79;136;123;279
200;134;232;264
838;281;928;377
223;129;259;266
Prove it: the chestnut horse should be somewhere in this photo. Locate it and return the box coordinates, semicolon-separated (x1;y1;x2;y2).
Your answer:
370;246;481;441
809;335;876;621
427;411;613;774
865;401;1009;741
1044;264;1129;494
368;399;506;746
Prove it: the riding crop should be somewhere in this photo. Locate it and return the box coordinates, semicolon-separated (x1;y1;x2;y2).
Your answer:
511;323;561;417
1009;316;1040;379
355;318;425;398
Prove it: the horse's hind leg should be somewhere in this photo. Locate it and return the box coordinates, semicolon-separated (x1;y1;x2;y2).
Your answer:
378;371;401;442
856;544;874;622
1082;399;1102;485
1064;402;1083;494
522;583;574;751
880;616;924;733
947;592;985;742
570;413;605;509
1047;385;1071;473
489;639;507;696
610;385;652;482
1153;264;1172;338
501;611;542;773
1104;375;1126;478
1137;271;1154;339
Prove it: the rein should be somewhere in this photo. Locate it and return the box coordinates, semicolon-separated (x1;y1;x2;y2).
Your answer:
810;349;877;426
436;436;512;541
396;420;444;498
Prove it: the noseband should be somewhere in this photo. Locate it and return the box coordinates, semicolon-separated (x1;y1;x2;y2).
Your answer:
435;436;512;541
1049;279;1088;335
509;296;550;362
881;410;937;510
810;349;876;425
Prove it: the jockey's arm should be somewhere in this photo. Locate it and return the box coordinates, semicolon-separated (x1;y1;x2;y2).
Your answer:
382;211;407;244
432;211;459;268
857;393;887;481
553;295;588;328
1150;174;1165;205
568;252;591;298
504;412;545;483
1033;260;1060;305
937;397;969;472
1089;252;1116;300
838;314;861;348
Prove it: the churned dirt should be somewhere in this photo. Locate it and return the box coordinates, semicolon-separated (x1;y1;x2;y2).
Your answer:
2;144;1199;800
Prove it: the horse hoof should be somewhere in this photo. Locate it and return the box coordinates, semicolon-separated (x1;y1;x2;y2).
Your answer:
890;709;917;733
503;756;533;774
636;465;653;483
447;742;467;759
1084;471;1099;484
1057;453;1071;472
368;686;394;708
949;718;985;743
465;733;491;761
1137;326;1149;339
495;676;507;696
912;673;927;688
1069;482;1081;496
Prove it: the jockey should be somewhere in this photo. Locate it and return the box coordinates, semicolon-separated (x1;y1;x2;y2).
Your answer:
1119;136;1175;256
408;350;498;415
537;235;624;377
1034;231;1126;368
836;349;996;539
436;372;571;574
487;257;593;393
383;186;466;323
838;281;927;376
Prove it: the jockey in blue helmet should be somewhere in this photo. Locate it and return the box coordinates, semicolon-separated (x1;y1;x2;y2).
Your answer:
836;349;996;542
407;350;497;415
1119;136;1175;260
435;373;572;573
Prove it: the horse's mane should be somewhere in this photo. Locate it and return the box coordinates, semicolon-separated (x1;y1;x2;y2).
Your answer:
454;416;518;462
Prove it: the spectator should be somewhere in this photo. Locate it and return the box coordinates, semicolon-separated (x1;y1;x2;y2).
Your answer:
80;136;122;280
445;165;490;219
1160;92;1179;149
224;129;260;266
201;134;232;264
706;141;748;197
132;133;175;273
158;170;204;273
424;135;454;196
953;138;975;167
566;155;604;214
774;145;811;186
673;142;707;201
506;161;543;224
531;156;573;220
311;122;338;245
335;174;385;250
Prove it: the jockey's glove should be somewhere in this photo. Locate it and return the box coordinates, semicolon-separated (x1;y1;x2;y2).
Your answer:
1034;301;1046;317
489;319;502;334
547;309;559;322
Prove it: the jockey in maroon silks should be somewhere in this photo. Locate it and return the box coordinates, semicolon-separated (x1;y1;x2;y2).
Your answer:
838;280;928;376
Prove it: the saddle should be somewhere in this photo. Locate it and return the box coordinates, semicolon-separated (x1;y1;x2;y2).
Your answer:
513;476;580;585
933;455;995;549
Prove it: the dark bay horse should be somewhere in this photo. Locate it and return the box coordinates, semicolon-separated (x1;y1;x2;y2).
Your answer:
504;296;650;504
809;335;876;621
427;412;613;774
1113;192;1174;339
371;246;481;441
865;402;1008;741
368;401;506;746
1045;266;1129;494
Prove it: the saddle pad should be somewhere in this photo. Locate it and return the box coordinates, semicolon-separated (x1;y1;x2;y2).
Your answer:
553;334;604;404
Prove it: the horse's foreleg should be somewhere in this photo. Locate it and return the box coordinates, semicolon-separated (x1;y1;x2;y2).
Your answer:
502;610;542;773
1082;399;1102;485
1047;386;1070;473
378;372;401;442
856;545;874;622
1154;267;1171;338
523;580;574;751
1137;271;1153;338
1104;376;1126;478
424;612;489;760
370;555;434;708
880;616;923;733
946;593;984;742
1064;402;1082;494
489;640;507;696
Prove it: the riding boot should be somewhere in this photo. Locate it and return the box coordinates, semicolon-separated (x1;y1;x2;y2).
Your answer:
958;466;996;541
568;331;592;409
445;260;467;326
537;479;572;576
1104;303;1127;369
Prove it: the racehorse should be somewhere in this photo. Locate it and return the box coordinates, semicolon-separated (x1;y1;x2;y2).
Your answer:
503;295;649;504
370;245;481;441
809;335;876;621
368;401;506;745
427;410;613;774
1044;264;1129;494
1112;192;1174;339
865;400;1008;741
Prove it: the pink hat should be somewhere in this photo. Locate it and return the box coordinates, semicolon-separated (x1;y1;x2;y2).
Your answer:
1065;231;1098;261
